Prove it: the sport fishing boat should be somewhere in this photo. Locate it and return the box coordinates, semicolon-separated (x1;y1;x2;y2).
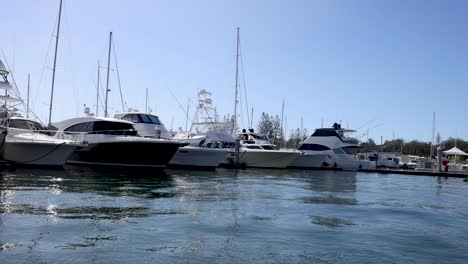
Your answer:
288;123;375;170
52;116;181;168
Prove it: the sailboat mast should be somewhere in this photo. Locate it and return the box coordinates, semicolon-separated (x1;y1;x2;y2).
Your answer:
96;60;100;116
281;99;284;145
104;32;112;118
48;0;63;125
232;27;240;136
27;73;30;118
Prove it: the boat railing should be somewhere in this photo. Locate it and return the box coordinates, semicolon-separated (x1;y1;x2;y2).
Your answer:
6;127;85;144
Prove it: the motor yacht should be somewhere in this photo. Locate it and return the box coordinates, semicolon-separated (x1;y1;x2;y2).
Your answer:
288;123;375;170
52;116;181;168
0;116;81;166
223;129;300;169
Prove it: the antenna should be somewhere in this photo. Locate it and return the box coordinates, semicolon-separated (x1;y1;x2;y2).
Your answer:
145;88;148;113
27;73;30;118
48;0;63;125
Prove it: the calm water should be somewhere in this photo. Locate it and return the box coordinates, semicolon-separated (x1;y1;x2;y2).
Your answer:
1;167;467;264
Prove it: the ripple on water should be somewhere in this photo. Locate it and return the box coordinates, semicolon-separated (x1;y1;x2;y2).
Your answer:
310;215;354;229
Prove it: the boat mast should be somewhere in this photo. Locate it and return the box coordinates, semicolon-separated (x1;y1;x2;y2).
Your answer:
96;60;100;116
27;73;30;118
104;32;112;118
48;0;63;125
232;27;240;136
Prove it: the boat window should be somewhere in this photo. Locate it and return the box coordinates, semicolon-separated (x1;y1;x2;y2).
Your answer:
121;114;141;123
65;122;94;133
298;144;330;151
92;121;138;136
342;146;359;155
246;145;262;149
262;145;278;150
8;119;31;130
147;115;161;125
332;148;346;154
139;114;153;123
251;134;268;140
311;129;342;140
29;121;52;135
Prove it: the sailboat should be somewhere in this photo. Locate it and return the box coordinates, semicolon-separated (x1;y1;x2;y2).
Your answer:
222;28;299;169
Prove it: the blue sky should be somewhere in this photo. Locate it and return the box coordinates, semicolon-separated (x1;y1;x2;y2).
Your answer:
2;0;468;142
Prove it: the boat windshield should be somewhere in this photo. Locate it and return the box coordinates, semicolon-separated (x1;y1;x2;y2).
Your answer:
250;134;268;140
65;121;138;136
122;114;161;125
8;119;51;135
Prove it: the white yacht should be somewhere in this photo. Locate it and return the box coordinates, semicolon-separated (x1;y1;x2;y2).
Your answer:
288;124;375;170
52;116;181;168
223;129;300;169
171;130;234;169
1;116;81;166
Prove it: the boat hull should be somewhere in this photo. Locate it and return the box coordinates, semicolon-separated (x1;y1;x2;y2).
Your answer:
66;141;180;168
169;147;229;169
3;141;77;166
224;150;299;169
288;153;332;169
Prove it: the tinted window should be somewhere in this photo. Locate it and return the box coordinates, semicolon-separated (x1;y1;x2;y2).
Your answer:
65;122;94;133
298;144;330;151
333;148;346;154
122;114;141;123
8;120;31;130
148;115;161;125
311;129;342;140
92;121;137;136
246;145;262;149
262;145;278;150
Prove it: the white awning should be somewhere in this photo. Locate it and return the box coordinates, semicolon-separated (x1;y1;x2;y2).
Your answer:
443;147;468;156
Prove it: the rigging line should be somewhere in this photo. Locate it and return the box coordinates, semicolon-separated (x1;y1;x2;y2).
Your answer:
32;15;57;114
355;118;377;132
112;39;126;112
167;88;194;125
239;43;250;128
0;52;44;126
61;1;80;116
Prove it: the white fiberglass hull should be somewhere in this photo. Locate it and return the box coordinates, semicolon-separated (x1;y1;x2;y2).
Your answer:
333;154;376;170
170;146;229;169
231;149;299;169
4;141;78;166
288;153;332;168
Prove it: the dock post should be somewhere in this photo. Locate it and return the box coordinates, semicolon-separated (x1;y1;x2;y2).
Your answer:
437;146;442;172
235;138;240;167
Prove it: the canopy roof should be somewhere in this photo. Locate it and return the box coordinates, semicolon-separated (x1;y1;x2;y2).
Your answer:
443;147;468;156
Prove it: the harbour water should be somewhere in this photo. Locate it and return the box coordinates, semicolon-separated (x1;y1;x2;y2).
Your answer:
1;168;467;263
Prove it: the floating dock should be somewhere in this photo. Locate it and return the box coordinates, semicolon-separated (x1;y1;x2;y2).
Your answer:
359;168;468;178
